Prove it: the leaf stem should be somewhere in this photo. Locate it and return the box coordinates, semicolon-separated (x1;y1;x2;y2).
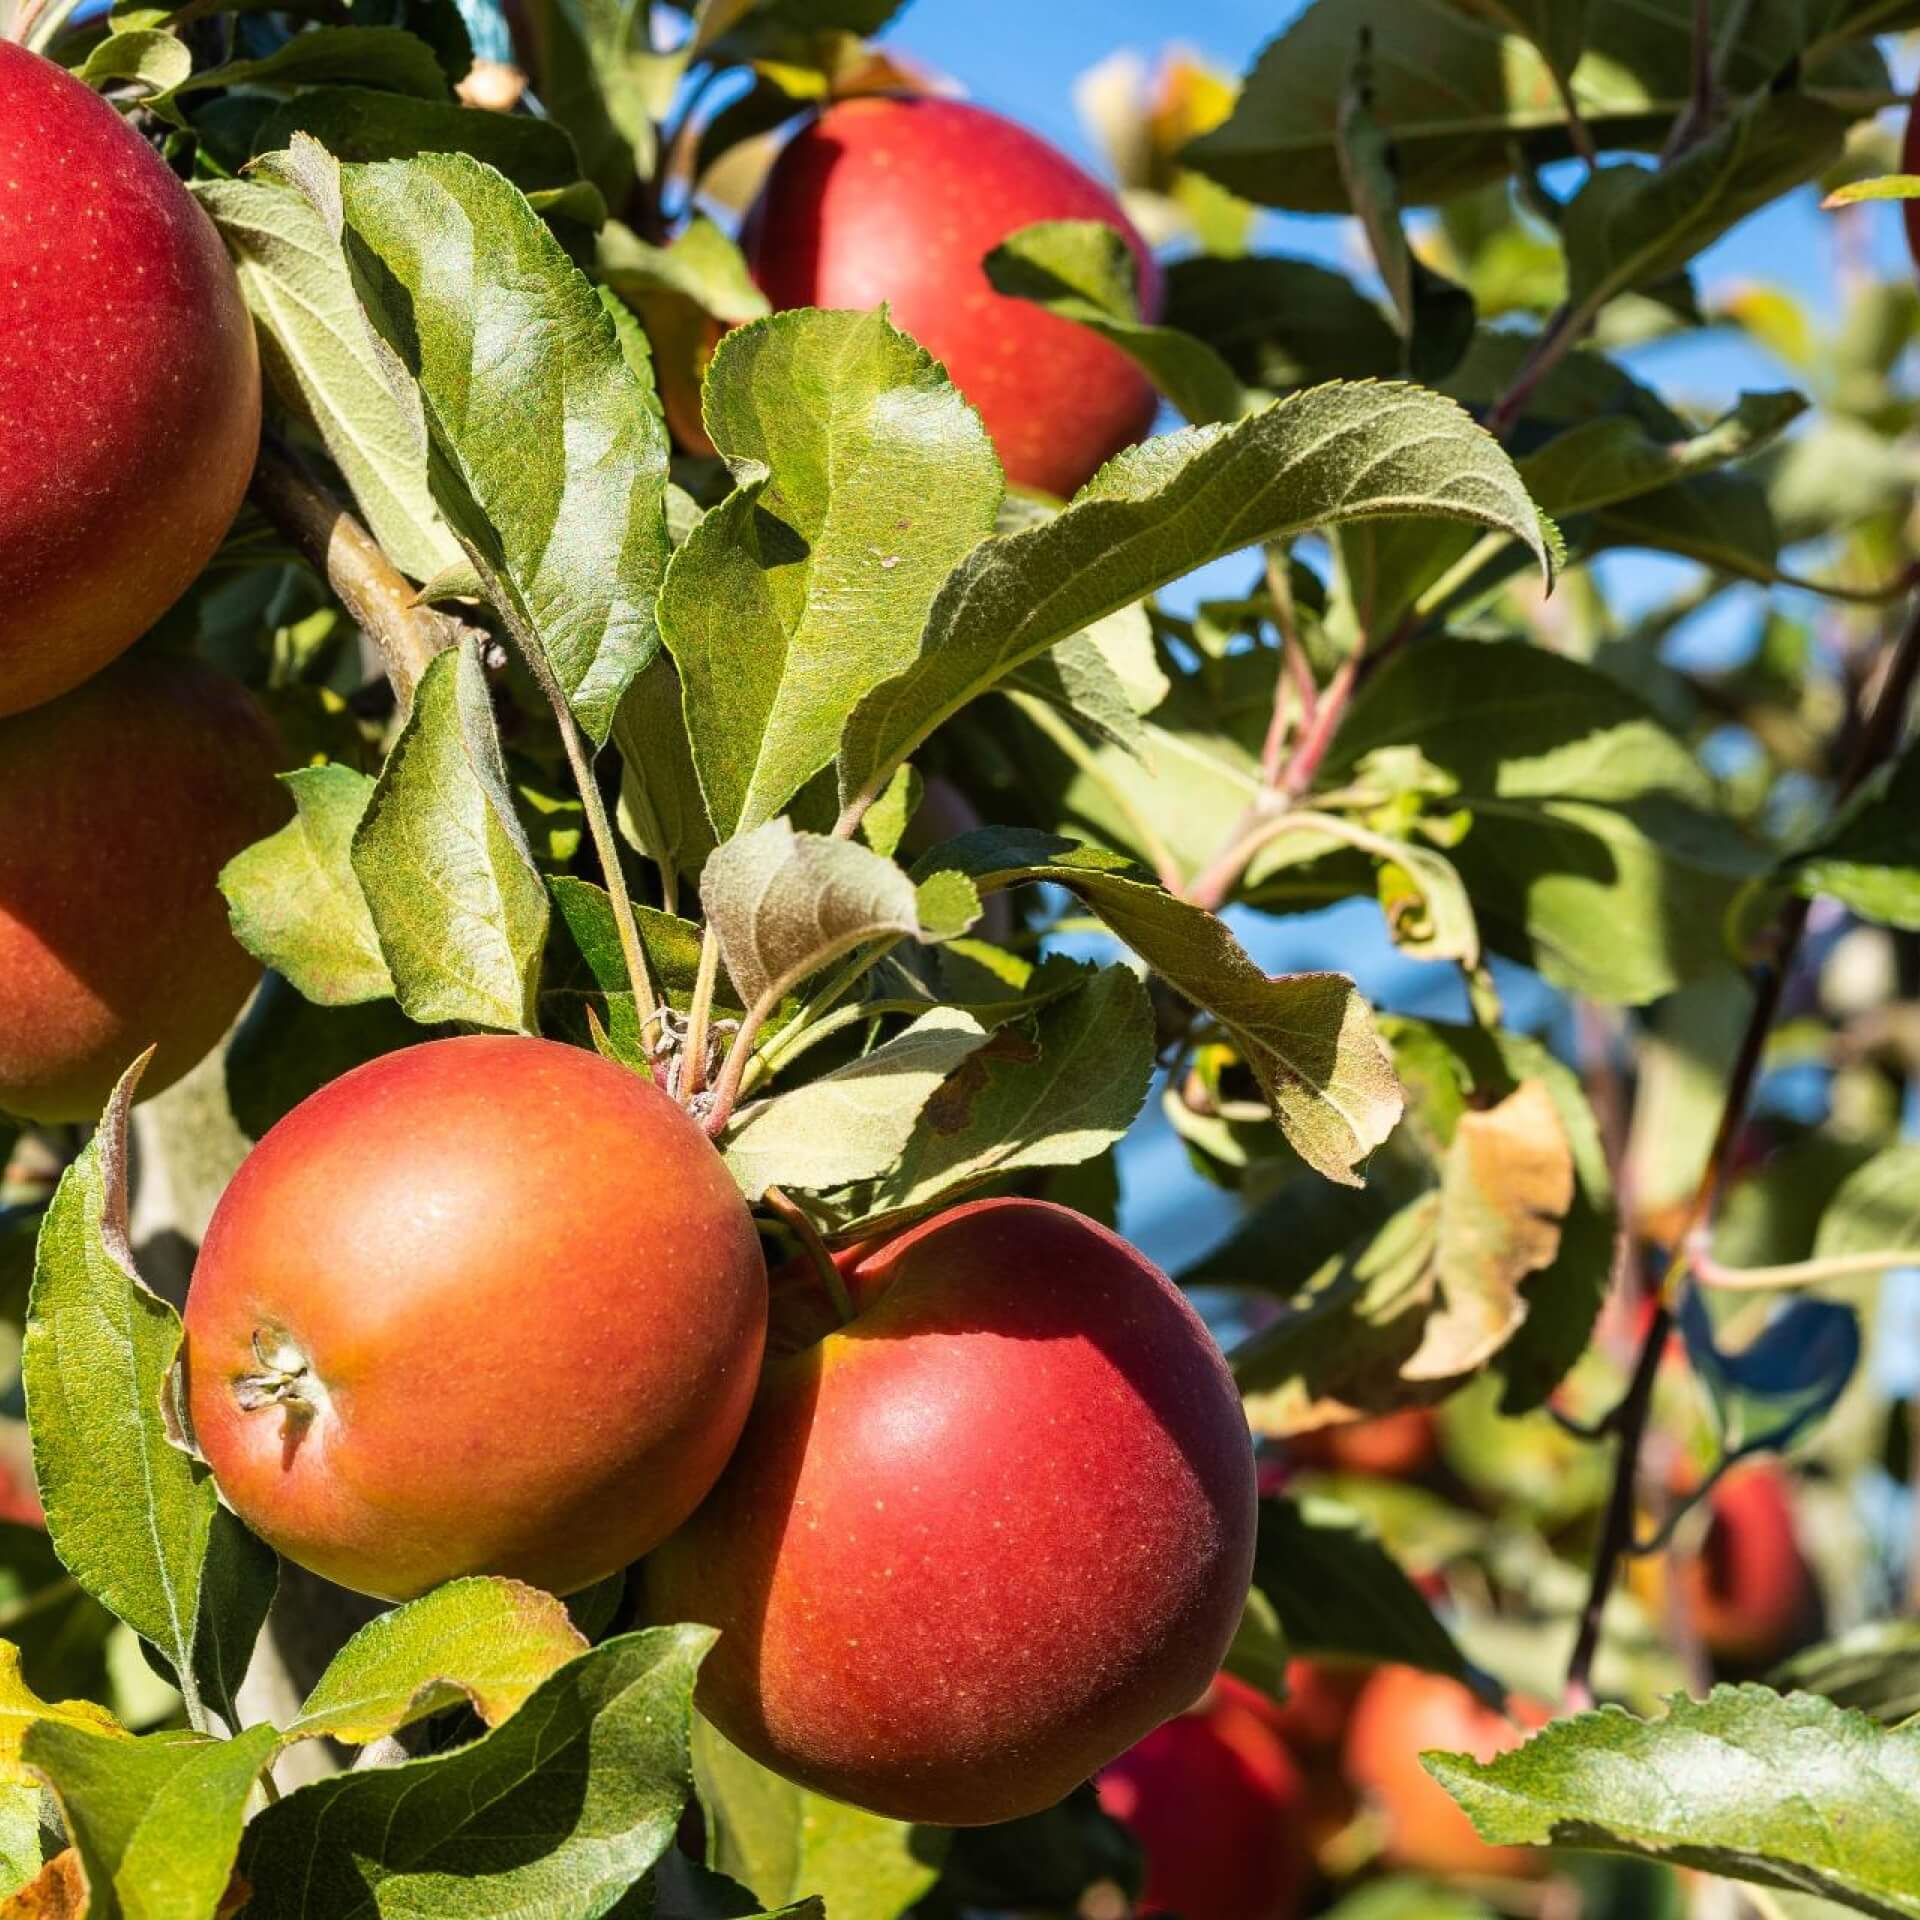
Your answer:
679;926;723;1101
1687;1242;1920;1292
762;1186;855;1326
703;990;779;1138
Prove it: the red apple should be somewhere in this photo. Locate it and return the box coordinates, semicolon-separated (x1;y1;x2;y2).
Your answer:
1905;99;1920;272
0;652;287;1125
646;1198;1257;1825
1344;1667;1548;1880
1269;1657;1366;1754
1683;1462;1817;1666
1289;1409;1438;1479
745;96;1161;499
0;46;261;718
185;1036;767;1600
1097;1672;1311;1920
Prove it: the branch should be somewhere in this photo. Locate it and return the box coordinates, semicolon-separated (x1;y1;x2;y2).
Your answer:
250;443;455;713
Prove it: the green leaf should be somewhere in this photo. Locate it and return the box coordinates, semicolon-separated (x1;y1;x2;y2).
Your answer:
1788;746;1920;931
701;821;928;1022
1163;256;1402;393
225;979;419;1143
317;141;671;743
21;1061;270;1728
659;309;1002;840
598;215;771;326
286;1577;588;1745
79;27;189;96
545;877;718;1069
1324;640;1762;1004
1562;93;1857;325
1426;1686;1920;1917
1774;1623;1920;1728
352;642;550;1033
25;1722;279;1920
198;170;460;585
694;1714;948;1920
238;1626;714;1919
219;765;392;1007
1825;173;1920;208
1440;0;1590;90
837;381;1557;824
721;1008;991;1201
832;965;1157;1238
984;221;1247;425
171;26;452;100
915;830;1402;1186
1255;1495;1476;1686
1814;1146;1920;1264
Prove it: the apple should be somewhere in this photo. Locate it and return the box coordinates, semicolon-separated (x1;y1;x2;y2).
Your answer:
744;96;1162;499
0;653;288;1125
1096;1671;1312;1920
1683;1462;1817;1666
184;1035;767;1600
1343;1667;1548;1880
645;1198;1257;1825
1905;99;1920;272
1289;1409;1438;1479
1270;1657;1366;1754
0;46;261;718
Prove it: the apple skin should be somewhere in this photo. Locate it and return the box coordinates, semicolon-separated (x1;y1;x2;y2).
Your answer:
1096;1672;1312;1920
1344;1667;1548;1880
645;1197;1257;1825
0;653;288;1125
1684;1463;1817;1666
185;1036;767;1601
0;46;260;719
744;96;1162;499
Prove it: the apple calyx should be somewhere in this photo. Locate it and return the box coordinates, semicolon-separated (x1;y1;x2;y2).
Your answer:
231;1326;325;1420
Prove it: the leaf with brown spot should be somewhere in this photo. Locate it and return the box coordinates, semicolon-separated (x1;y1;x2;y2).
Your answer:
0;1850;85;1920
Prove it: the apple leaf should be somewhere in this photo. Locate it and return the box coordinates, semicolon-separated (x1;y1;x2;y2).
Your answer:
1164;256;1401;393
836;380;1557;826
984;221;1247;425
1787;745;1920;930
0;1646;124;1788
722;1007;991;1201
1437;0;1589;92
198;171;460;586
613;655;719;899
22;1722;277;1920
219;765;392;1008
168;26;453;102
21;1058;275;1733
352;642;550;1034
78;29;189;101
693;1714;949;1920
701;821;941;1023
1254;1495;1478;1688
598;215;771;326
1814;1144;1920;1264
1773;1623;1920;1727
1425;1686;1920;1917
915;829;1401;1186
311;140;671;744
238;1626;715;1919
0;1824;54;1911
827;964;1157;1238
285;1577;588;1746
658;308;1003;840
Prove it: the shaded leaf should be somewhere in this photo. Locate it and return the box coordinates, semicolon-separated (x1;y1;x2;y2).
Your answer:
1788;746;1920;931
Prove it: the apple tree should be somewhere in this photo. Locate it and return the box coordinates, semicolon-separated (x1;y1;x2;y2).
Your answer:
2;0;1920;1914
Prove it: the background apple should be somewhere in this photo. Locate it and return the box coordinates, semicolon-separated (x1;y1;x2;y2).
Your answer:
1289;1409;1438;1479
0;652;287;1125
745;95;1162;499
1097;1671;1312;1920
1683;1462;1819;1666
646;1197;1257;1825
185;1035;767;1600
0;46;260;718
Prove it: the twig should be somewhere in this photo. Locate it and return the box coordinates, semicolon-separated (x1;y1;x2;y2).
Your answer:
1688;1241;1920;1292
249;442;456;715
1485;304;1580;442
1562;590;1920;1709
763;1186;855;1325
1661;0;1719;164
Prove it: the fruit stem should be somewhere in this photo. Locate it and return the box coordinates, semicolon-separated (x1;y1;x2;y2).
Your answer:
678;927;723;1103
702;991;777;1138
764;1187;856;1326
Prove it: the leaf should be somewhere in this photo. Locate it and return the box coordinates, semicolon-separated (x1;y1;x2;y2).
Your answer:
721;1008;991;1201
317;142;671;743
1440;0;1589;89
1774;1623;1920;1728
286;1577;587;1745
836;381;1557;823
219;766;391;1007
832;965;1156;1238
1163;256;1402;393
198;172;459;585
1788;746;1920;931
1426;1686;1920;1917
0;1647;124;1788
1815;1146;1920;1264
1254;1495;1477;1687
352;642;549;1032
1826;173;1920;208
658;309;1002;840
23;1723;277;1920
694;1715;948;1920
238;1626;714;1919
984;221;1247;425
598;216;771;326
1324;639;1763;1004
701;821;928;1021
916;830;1403;1186
545;877;720;1069
21;1061;269;1725
78;29;189;97
171;27;452;100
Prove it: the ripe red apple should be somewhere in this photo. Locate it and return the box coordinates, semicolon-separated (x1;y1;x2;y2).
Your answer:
1289;1409;1438;1479
0;653;287;1125
744;96;1162;499
645;1198;1257;1825
0;46;261;718
185;1036;767;1600
1344;1667;1548;1880
1270;1657;1366;1754
1096;1672;1312;1920
1683;1462;1817;1666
